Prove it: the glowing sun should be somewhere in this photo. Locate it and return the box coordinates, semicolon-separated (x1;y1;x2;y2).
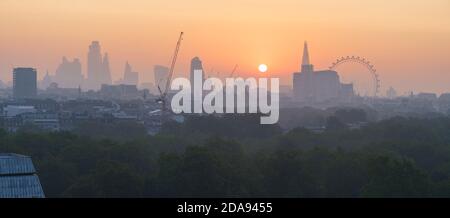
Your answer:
258;64;268;73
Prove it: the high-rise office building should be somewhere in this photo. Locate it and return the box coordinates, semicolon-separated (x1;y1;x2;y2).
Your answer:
54;57;84;88
87;41;102;89
13;67;37;99
102;53;112;85
190;57;204;86
87;41;111;90
122;61;139;86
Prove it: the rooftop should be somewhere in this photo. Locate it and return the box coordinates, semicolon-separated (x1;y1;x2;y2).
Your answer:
0;153;35;175
0;153;45;198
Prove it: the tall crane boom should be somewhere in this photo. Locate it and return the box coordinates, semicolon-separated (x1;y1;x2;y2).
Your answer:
229;64;238;77
160;32;184;99
156;32;183;124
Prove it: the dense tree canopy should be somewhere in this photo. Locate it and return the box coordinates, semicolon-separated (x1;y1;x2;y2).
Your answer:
1;115;450;197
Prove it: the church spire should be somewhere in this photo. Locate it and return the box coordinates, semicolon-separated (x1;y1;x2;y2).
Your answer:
302;41;310;66
301;41;314;73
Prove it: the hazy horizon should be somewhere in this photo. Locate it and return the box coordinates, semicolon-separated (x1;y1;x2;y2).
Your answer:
1;0;450;94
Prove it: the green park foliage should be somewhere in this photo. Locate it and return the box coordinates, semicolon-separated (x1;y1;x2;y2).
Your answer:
1;113;450;197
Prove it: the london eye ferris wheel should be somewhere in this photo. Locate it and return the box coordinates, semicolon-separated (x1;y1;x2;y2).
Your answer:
329;56;381;97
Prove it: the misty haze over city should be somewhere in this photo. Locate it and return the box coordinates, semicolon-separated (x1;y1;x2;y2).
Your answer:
1;0;450;95
2;2;450;213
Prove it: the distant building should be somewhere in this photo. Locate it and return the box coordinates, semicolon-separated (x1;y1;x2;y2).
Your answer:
2;99;59;112
100;84;142;99
340;84;354;98
0;153;45;198
44;82;81;99
190;57;204;86
54;56;84;88
293;42;353;103
3;105;36;117
416;92;437;101
140;82;154;90
140;82;156;94
122;62;139;86
87;41;112;90
101;84;138;94
39;71;53;90
102;53;112;85
1;104;60;132
386;87;397;99
21;113;60;131
13;68;37;99
154;65;169;91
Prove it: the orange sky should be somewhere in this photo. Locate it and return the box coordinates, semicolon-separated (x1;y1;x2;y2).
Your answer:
1;0;449;94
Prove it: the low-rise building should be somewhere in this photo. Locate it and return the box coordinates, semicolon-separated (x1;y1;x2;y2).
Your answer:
0;153;45;198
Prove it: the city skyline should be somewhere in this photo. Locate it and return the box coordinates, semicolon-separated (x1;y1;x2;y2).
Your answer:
2;0;450;203
1;0;450;94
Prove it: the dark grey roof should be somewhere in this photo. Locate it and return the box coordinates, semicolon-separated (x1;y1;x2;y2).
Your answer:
0;175;45;198
0;153;36;175
0;153;45;198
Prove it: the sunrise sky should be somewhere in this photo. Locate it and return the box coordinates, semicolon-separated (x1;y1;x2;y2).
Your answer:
1;0;449;94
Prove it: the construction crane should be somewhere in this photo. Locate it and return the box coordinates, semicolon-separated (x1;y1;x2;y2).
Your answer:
156;32;184;122
229;64;238;77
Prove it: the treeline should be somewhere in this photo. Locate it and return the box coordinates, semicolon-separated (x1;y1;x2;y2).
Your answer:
1;115;450;197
